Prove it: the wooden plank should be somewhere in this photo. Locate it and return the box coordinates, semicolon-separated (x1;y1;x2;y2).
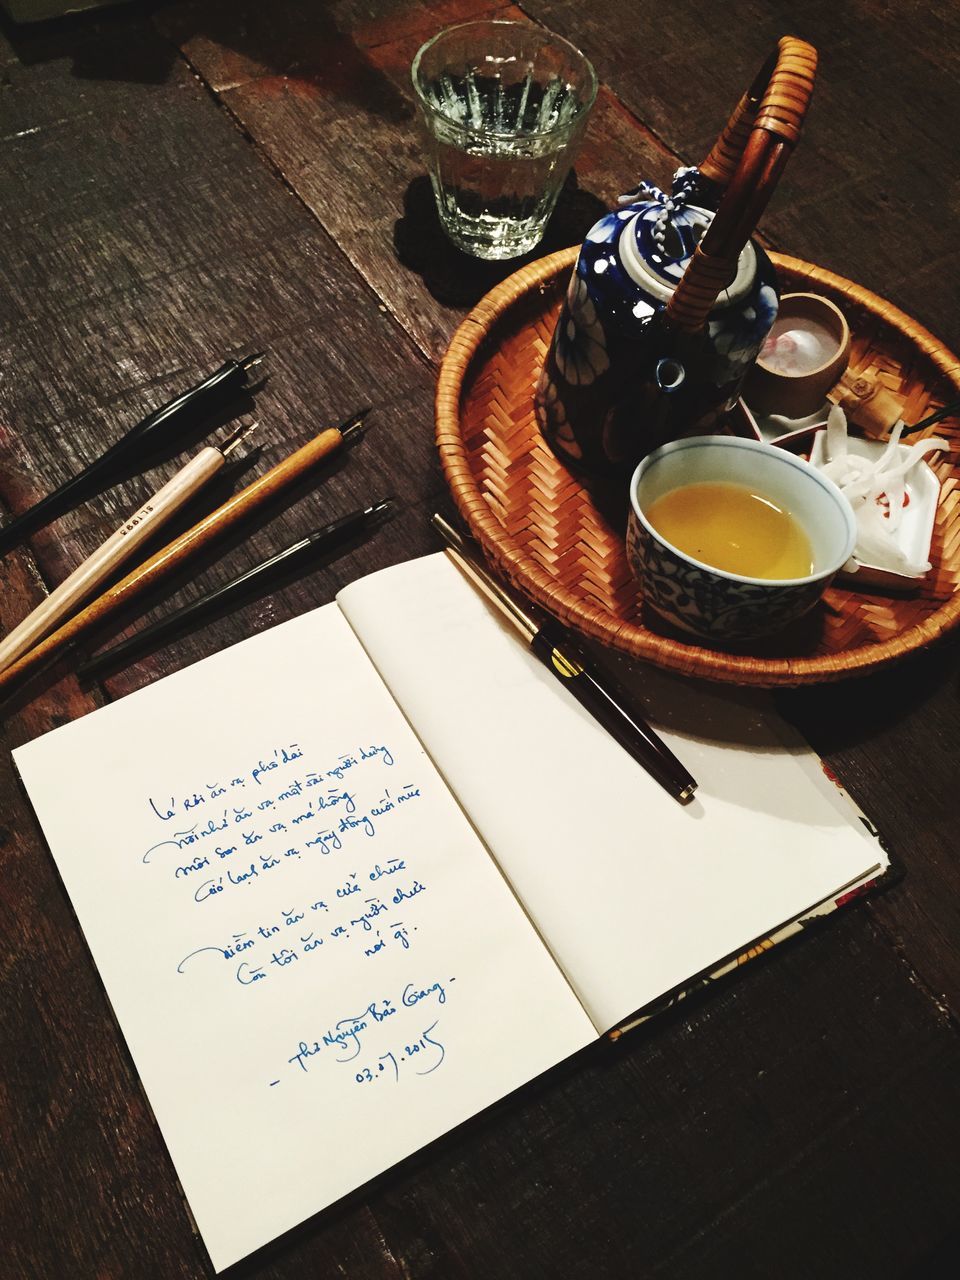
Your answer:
779;641;960;1015
148;0;960;1017
330;917;960;1279
520;0;960;355
0;8;445;704
2;4;960;1279
154;0;673;361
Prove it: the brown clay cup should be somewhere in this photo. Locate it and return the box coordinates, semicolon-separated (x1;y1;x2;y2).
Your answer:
745;292;851;418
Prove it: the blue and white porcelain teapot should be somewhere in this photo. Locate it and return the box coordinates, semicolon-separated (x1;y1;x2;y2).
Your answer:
536;37;818;476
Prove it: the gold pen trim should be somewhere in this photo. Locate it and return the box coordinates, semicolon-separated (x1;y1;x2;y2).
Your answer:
432;513;541;643
431;512;699;806
442;546;539;644
550;648;583;678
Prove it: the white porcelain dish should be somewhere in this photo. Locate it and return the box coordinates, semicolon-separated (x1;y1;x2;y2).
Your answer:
808;430;941;590
740;396;831;447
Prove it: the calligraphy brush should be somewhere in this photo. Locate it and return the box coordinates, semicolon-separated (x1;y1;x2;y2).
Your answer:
0;352;265;556
78;498;394;679
0;421;259;678
0;409;369;699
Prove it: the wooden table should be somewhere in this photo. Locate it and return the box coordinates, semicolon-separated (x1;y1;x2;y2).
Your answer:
2;2;959;1276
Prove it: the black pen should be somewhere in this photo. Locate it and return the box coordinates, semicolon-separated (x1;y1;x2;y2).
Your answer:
900;395;960;434
78;499;393;679
0;352;265;556
431;514;698;805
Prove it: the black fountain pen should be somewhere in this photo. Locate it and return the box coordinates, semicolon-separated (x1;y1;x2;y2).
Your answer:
0;352;265;556
431;514;698;805
78;499;393;679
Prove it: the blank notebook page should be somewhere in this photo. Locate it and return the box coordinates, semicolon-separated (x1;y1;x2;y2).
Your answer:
338;553;884;1033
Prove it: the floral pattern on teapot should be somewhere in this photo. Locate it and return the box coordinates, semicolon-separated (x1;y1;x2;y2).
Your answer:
626;511;825;640
535;166;779;476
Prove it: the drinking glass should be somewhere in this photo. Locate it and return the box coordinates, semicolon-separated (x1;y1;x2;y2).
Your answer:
411;21;597;260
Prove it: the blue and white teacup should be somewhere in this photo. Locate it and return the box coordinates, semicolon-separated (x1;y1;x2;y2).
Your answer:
626;436;857;641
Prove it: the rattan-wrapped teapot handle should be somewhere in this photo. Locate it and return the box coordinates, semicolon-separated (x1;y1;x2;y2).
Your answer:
700;36;816;186
666;36;817;334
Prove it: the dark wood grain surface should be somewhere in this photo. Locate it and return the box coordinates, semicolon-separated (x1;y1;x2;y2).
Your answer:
1;2;958;1277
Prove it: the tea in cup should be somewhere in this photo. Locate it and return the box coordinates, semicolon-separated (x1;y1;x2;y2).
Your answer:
626;436;856;640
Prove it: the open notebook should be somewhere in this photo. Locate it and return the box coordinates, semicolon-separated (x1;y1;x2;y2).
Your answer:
13;552;886;1271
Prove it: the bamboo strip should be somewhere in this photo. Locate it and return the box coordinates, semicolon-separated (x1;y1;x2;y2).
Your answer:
436;248;960;686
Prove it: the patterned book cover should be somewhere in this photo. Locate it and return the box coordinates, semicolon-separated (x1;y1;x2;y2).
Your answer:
610;761;896;1039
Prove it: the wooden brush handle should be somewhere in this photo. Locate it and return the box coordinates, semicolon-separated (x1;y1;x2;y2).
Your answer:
0;426;345;696
0;447;226;677
666;36;817;335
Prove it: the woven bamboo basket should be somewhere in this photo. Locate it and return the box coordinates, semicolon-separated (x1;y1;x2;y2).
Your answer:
436;247;960;686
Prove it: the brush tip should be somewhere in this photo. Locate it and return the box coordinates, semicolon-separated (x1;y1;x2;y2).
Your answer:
220;419;260;455
340;407;372;444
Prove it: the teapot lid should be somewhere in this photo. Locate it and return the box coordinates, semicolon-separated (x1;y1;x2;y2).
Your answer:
616;168;757;310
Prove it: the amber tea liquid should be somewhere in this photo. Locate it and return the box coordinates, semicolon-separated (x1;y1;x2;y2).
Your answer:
646;482;814;579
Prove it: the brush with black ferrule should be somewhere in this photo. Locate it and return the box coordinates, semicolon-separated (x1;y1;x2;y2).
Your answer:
0;352;266;556
0;409;371;700
78;498;393;679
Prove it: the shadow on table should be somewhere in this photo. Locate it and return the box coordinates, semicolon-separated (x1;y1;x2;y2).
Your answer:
777;633;960;755
393;174;606;310
0;431;368;717
1;2;184;83
1;0;408;126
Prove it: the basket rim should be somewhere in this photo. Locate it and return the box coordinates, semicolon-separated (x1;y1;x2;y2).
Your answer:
435;246;960;685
